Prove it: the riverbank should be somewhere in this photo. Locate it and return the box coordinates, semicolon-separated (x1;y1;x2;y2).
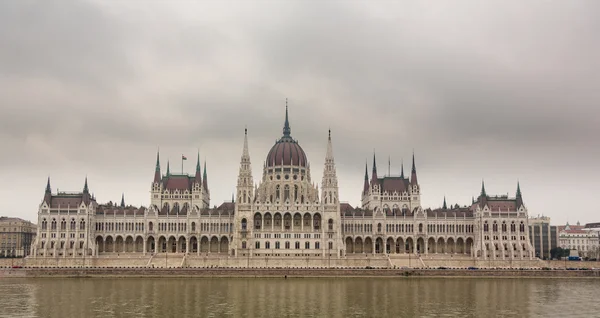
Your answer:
2;267;600;278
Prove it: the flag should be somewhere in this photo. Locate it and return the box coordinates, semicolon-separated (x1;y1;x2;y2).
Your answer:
182;155;187;160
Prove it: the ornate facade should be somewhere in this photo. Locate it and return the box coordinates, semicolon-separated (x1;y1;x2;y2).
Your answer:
31;104;535;262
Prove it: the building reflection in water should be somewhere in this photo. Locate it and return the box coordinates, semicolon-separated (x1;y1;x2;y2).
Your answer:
0;277;593;317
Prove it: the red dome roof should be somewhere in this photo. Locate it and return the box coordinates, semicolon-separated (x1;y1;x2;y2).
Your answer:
266;138;308;167
266;100;308;167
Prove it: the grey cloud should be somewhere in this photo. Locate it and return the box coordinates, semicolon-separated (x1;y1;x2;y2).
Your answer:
0;0;599;224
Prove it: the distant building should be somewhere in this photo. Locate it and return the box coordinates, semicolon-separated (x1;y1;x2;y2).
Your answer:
0;217;37;257
528;216;558;259
558;222;599;259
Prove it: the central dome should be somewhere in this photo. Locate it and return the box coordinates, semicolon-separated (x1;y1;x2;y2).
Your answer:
265;101;308;168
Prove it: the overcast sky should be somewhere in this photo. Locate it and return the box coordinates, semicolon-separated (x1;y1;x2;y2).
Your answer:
1;1;599;225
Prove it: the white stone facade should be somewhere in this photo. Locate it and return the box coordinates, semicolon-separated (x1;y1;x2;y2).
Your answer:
30;107;535;262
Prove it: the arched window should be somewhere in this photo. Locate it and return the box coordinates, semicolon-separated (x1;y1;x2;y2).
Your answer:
80;220;85;230
254;214;262;230
148;222;154;231
419;223;423;233
502;222;507;232
294;185;298;201
511;222;516;232
42;219;47;230
60;219;66;231
328;219;333;230
191;222;196;231
70;219;76;230
276;185;280;200
493;222;498;232
377;223;382;232
484;222;489;232
284;185;290;201
285;241;290;249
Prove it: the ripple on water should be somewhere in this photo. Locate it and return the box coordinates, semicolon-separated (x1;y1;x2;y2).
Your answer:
1;278;600;318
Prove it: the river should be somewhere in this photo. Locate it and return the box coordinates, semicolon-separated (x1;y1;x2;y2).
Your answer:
0;277;597;317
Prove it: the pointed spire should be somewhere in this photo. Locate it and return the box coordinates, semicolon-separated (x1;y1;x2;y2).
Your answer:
195;150;202;184
45;177;51;193
472;196;475;204
388;156;391;177
410;152;418;185
400;159;405;179
166;161;170;176
363;160;370;195
202;161;208;191
242;127;250;159
480;180;487;197
371;151;378;181
232;193;235;203
83;176;89;193
154;149;161;183
325;129;334;160
155;149;160;172
283;98;291;137
516;181;523;208
120;193;125;208
442;196;447;209
196;151;201;172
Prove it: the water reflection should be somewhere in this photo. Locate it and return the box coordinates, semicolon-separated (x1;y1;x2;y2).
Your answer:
0;277;598;317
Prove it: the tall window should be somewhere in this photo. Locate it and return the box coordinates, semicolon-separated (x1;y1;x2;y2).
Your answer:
265;241;270;249
255;241;260;249
305;242;310;249
295;241;300;249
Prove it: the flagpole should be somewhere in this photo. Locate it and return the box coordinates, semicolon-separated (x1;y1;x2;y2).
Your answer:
181;155;183;174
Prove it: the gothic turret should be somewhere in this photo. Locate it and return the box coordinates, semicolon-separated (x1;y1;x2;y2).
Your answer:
236;128;253;205
363;160;369;195
44;177;52;204
410;153;418;186
442;196;447;210
479;180;488;207
154;150;161;183
195;151;202;185
120;193;125;208
371;152;378;183
516;181;524;208
202;161;209;193
321;129;338;205
400;159;405;179
83;176;89;194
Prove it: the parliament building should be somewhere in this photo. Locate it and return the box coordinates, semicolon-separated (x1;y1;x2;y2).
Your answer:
31;104;535;264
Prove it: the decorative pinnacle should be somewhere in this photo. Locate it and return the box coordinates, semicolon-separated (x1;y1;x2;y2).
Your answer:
83;176;89;193
481;180;487;197
46;177;51;193
155;149;160;172
283;98;291;137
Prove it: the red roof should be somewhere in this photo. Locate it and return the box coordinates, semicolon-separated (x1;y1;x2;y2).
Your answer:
266;138;307;167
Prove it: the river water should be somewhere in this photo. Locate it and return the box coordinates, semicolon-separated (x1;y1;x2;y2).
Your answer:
0;277;598;317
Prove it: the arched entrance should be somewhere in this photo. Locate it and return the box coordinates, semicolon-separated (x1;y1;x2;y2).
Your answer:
147;236;156;253
220;237;229;253
396;237;404;253
364;237;373;254
345;237;354;254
